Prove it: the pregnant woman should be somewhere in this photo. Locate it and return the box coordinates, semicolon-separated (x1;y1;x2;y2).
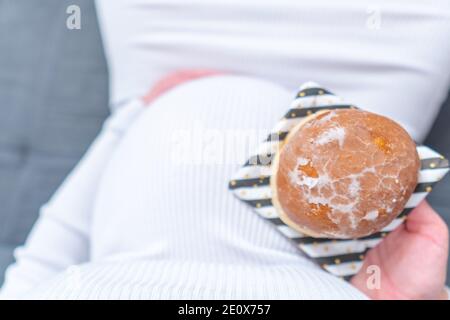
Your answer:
1;0;450;299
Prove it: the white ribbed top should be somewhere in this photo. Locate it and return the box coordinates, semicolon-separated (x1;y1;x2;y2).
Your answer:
1;76;367;299
96;0;450;142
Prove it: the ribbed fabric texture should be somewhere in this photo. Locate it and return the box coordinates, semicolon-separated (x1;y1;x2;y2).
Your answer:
29;261;364;299
15;76;366;299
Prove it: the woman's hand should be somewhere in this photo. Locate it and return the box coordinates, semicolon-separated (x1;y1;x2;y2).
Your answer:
351;200;449;299
141;69;221;105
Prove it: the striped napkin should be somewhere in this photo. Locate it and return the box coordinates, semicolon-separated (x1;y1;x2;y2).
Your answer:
228;82;450;280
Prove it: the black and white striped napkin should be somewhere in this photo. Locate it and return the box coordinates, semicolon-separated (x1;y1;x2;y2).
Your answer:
228;82;449;280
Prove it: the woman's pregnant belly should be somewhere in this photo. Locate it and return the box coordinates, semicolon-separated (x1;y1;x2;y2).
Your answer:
26;76;363;299
81;75;367;299
91;75;303;263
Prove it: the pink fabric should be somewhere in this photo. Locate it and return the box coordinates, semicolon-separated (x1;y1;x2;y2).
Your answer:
142;69;224;105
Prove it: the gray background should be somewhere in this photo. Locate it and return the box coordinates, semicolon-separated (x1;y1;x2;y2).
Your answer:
0;0;449;288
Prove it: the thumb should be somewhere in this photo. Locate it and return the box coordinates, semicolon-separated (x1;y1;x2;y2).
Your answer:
405;200;449;250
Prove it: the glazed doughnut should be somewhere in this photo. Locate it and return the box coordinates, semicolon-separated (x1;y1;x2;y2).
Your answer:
271;109;420;239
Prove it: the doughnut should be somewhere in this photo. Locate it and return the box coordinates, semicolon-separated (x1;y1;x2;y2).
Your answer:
271;109;420;239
